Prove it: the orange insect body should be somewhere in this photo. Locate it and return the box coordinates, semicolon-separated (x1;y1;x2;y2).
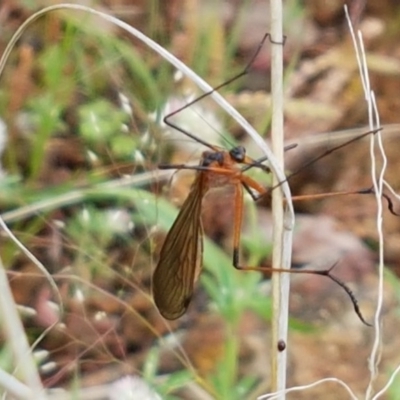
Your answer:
152;146;266;320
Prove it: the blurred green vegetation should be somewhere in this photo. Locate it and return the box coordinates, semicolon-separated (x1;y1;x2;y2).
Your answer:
0;1;284;399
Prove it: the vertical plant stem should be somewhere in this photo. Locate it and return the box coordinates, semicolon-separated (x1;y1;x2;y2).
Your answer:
344;6;385;398
270;0;291;397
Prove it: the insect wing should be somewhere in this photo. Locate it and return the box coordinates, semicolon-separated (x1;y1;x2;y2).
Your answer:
153;177;205;319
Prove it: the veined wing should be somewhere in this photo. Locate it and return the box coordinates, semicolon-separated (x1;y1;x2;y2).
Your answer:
153;174;205;319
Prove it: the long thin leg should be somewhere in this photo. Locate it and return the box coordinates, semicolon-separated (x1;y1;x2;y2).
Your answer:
163;33;284;149
232;183;244;268
268;128;382;193
289;188;400;217
232;249;371;326
229;182;371;326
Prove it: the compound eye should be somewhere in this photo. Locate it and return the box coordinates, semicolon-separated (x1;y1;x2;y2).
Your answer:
230;146;246;162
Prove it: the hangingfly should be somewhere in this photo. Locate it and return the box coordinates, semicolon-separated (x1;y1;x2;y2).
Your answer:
152;145;269;320
151;33;398;323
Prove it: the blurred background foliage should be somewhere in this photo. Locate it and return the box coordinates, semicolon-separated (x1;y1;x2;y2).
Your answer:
1;1;400;399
